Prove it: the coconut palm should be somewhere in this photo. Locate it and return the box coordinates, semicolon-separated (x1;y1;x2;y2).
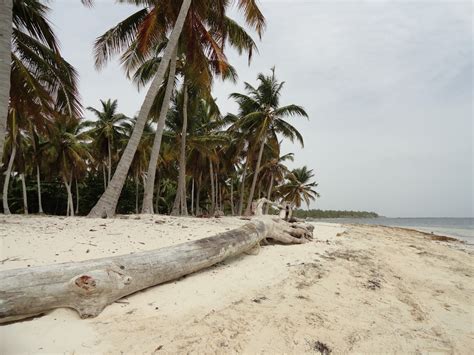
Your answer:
229;68;308;215
85;99;129;186
278;166;320;208
88;0;265;217
0;0;84;161
259;151;294;214
44;116;91;216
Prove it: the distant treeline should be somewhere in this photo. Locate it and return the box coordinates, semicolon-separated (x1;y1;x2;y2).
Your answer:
293;209;379;219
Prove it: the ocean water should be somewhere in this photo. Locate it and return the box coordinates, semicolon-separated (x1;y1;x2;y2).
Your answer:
311;217;474;244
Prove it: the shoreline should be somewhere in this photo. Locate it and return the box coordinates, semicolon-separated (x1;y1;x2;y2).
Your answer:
1;215;473;353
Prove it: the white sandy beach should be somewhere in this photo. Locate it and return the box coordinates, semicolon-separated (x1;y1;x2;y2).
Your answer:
0;215;473;354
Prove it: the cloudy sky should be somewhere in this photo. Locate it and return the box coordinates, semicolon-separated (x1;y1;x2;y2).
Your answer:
49;0;472;217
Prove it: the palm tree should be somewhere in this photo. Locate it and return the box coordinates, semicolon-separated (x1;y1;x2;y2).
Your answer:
85;99;129;186
0;1;13;161
45;116;91;216
88;0;265;217
121;117;154;213
259;151;294;214
278;166;320;209
230;68;308;215
0;0;85;161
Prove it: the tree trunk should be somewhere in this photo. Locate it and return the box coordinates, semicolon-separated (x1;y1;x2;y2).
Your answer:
36;164;44;214
141;47;178;214
0;0;12;163
238;158;249;215
107;138;112;185
88;0;192;218
171;83;189;216
2;145;16;215
135;175;139;214
209;160;215;214
245;138;266;215
0;217;314;323
190;178;194;215
75;179;80;215
63;177;74;217
20;173;28;214
154;176;160;213
230;181;235;216
102;164;107;191
265;175;274;214
195;178;201;215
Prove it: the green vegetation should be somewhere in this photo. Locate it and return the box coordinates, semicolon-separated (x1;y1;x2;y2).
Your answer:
293;209;379;219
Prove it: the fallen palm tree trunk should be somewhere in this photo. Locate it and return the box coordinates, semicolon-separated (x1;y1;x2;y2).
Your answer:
0;217;313;324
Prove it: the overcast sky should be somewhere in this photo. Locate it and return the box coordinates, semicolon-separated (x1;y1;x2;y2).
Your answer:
49;0;473;217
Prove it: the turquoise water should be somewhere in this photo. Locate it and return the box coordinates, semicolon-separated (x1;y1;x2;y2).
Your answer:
311;217;474;243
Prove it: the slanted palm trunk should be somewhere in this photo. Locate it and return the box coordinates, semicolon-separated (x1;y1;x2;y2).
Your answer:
141;47;178;214
88;0;192;218
36;164;44;214
171;84;189;216
265;174;274;214
2;145;16;214
0;0;12;162
245;137;267;215
20;173;28;214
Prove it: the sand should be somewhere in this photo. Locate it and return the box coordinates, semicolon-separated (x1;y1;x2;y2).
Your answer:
0;215;473;354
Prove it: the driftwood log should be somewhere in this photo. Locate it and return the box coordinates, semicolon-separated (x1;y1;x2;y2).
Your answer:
0;217;313;324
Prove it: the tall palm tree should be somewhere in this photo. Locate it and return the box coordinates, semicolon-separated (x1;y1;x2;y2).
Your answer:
230;68;308;215
85;99;129;186
88;0;265;218
0;0;85;161
0;1;12;162
278;166;320;208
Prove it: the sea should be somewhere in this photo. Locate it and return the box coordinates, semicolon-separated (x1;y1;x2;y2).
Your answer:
310;217;474;244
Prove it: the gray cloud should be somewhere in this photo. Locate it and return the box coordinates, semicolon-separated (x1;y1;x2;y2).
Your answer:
50;0;473;217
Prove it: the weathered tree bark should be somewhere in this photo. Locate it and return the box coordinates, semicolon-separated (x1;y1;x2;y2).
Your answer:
0;216;313;323
171;83;189;216
2;145;16;214
88;0;192;218
141;47;178;214
20;173;28;214
0;0;12;163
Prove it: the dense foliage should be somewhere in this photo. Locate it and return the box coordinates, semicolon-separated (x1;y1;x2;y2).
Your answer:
293;209;379;219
